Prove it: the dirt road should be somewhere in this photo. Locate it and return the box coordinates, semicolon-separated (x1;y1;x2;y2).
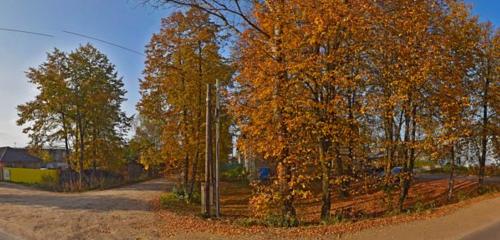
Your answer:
462;219;500;240
0;179;172;240
344;195;500;240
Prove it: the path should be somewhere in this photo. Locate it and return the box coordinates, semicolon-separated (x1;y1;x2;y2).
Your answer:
0;179;172;240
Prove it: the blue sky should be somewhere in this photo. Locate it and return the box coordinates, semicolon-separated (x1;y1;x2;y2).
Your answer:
0;0;498;147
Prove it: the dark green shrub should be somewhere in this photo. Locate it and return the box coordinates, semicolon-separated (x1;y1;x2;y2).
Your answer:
159;192;180;208
262;214;298;227
171;185;201;204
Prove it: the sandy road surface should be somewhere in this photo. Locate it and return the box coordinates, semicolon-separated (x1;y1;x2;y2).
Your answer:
344;195;500;240
0;179;172;240
462;219;500;240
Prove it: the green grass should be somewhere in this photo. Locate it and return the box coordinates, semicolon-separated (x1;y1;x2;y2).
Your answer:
158;191;201;215
160;192;181;207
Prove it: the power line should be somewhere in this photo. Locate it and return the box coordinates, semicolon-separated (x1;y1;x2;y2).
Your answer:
0;27;54;37
0;27;145;56
63;30;144;56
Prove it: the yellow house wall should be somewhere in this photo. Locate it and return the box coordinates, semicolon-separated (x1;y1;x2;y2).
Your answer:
3;167;59;184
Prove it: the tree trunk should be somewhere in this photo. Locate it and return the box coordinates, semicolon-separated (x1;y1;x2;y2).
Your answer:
343;91;355;197
279;162;296;224
270;8;295;223
77;116;85;190
189;147;200;200
384;110;395;188
61;112;71;169
91;129;97;188
186;39;205;202
214;79;221;217
183;154;189;190
335;143;348;198
188;53;204;200
180;61;189;192
399;105;416;212
277;127;296;224
447;145;456;202
479;130;487;186
479;74;489;185
319;138;332;221
347;90;356;170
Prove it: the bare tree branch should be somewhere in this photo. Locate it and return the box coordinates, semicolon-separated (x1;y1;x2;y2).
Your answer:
140;0;271;39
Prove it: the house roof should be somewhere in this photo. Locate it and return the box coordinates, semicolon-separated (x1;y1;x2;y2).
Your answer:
0;147;43;164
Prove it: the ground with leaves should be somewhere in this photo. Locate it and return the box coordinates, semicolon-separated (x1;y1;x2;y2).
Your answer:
157;177;500;239
158;193;500;239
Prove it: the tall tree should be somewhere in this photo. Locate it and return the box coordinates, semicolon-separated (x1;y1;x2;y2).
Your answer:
427;1;482;201
475;25;500;185
18;44;131;187
67;44;131;185
138;7;232;199
17;49;72;156
129;115;164;171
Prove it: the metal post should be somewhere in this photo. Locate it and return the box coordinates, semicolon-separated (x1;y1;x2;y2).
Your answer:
215;79;221;217
204;84;212;217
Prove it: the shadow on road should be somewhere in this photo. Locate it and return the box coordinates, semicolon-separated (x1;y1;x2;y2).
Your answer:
0;193;150;212
0;178;173;212
115;180;174;192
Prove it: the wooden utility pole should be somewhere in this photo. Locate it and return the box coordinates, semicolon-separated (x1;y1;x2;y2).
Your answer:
215;79;221;217
204;83;213;217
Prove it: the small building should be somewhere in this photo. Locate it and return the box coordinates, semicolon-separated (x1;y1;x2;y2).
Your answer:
43;148;69;169
0;147;43;169
45;148;68;162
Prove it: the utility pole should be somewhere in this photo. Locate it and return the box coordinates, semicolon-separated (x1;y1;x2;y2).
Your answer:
215;79;221;217
204;83;213;217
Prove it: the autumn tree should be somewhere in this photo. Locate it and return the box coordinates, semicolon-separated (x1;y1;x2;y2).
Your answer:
473;24;500;185
67;44;131;185
17;49;72;159
366;0;442;210
129;115;164;171
255;0;377;220
144;0;498;222
231;0;377;222
426;1;482;201
138;7;232;199
18;44;131;187
232;1;322;224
